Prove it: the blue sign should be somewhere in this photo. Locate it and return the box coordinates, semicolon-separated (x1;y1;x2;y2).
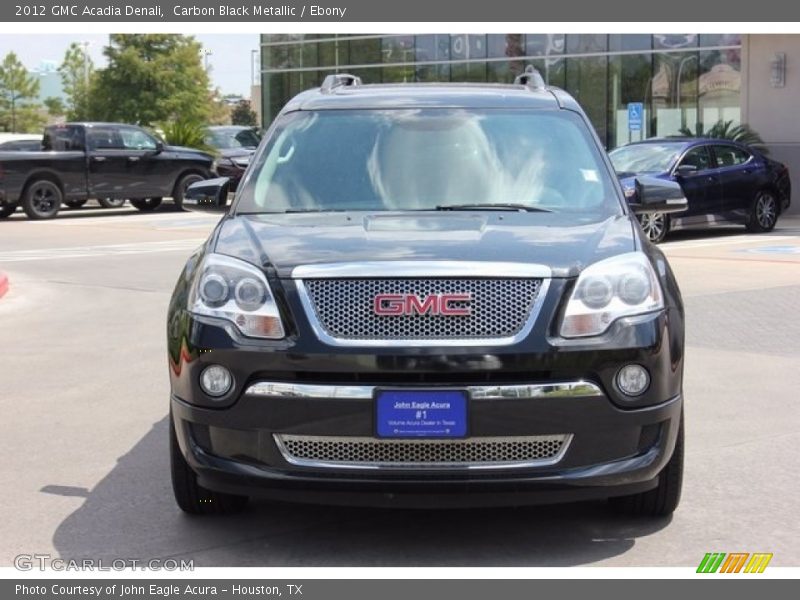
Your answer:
376;390;467;438
628;102;644;131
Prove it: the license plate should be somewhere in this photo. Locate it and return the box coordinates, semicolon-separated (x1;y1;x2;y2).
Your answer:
375;389;468;438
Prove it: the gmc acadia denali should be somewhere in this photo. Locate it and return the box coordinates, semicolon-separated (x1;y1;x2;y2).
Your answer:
167;70;688;517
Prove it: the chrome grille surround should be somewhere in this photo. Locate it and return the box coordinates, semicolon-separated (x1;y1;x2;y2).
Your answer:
295;272;549;347
274;434;572;470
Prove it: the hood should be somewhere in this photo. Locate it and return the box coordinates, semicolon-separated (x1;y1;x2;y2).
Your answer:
163;145;214;160
214;212;636;279
218;147;257;159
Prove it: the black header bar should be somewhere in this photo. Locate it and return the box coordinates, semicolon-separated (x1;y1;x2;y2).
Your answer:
1;0;798;22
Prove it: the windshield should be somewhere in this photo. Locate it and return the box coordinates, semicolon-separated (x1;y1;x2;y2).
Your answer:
206;127;261;149
236;109;620;217
609;143;683;174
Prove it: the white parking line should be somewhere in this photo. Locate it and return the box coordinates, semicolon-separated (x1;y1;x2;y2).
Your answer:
661;235;797;250
34;212;222;228
0;239;205;262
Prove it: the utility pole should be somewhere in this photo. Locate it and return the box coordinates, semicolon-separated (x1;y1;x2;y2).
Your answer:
203;49;213;72
81;40;89;87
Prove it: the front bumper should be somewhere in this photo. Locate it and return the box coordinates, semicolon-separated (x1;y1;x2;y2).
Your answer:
168;270;684;507
171;379;682;507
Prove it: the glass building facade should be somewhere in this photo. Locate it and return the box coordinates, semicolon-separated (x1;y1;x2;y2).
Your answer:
260;34;742;150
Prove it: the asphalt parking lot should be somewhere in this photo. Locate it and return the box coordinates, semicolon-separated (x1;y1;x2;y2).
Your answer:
1;203;799;567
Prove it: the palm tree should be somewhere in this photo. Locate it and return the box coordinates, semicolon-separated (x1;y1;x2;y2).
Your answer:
678;120;767;151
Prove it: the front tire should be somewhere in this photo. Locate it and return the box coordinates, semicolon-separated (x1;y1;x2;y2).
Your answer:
22;180;62;220
98;197;126;209
172;173;205;211
130;197;163;212
746;190;778;233
609;412;684;517
170;413;248;515
637;212;669;244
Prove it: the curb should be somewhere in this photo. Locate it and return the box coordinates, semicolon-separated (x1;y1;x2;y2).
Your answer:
0;272;8;299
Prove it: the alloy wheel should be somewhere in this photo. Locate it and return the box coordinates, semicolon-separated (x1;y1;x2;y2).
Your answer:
755;192;777;230
32;186;57;215
638;212;667;243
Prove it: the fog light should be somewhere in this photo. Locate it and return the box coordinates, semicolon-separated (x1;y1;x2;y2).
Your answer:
616;364;650;396
200;365;232;397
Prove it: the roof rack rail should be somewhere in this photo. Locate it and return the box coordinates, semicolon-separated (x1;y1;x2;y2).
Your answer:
514;65;546;90
321;73;362;93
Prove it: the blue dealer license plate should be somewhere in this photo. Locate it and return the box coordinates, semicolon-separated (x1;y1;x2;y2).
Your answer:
376;390;468;438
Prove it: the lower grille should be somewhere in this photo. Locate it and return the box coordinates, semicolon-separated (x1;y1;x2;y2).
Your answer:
274;434;571;470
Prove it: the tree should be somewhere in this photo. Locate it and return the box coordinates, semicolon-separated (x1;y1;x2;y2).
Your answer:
207;88;231;125
679;120;766;150
44;96;66;117
230;99;257;126
58;42;94;121
0;52;41;132
90;34;213;126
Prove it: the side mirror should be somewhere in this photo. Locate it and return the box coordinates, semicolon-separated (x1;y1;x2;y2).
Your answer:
153;140;164;154
182;177;230;214
629;176;688;215
675;164;697;177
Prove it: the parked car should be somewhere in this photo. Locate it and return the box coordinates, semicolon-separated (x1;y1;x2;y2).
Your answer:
0;122;215;220
0;134;42;152
609;138;791;243
167;71;687;518
205;126;261;191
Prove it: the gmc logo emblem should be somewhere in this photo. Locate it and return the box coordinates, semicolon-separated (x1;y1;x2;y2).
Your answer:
373;294;472;316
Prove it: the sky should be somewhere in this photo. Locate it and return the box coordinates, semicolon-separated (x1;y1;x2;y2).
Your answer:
0;33;260;97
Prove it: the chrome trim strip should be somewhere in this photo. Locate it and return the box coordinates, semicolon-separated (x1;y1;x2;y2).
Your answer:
290;261;553;279
294;277;551;348
273;434;573;471
245;380;603;399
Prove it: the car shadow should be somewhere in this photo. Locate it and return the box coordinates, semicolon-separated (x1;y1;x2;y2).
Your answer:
51;416;671;567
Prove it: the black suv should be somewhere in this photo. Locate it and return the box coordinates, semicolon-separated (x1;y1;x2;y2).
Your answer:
167;70;688;517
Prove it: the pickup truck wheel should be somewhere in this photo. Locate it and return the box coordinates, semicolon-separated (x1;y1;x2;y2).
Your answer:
23;180;62;220
0;203;18;218
170;412;248;515
64;199;87;209
130;197;163;212
609;412;684;517
173;173;205;211
98;197;126;209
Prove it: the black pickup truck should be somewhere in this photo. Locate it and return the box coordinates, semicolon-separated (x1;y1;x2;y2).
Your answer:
0;122;215;220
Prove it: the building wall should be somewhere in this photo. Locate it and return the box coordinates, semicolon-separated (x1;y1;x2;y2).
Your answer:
742;34;800;214
260;34;742;151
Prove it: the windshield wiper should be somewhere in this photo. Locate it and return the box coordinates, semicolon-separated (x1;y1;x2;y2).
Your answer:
435;203;553;213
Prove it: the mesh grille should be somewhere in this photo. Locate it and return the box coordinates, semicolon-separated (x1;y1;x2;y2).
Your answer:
276;434;569;468
302;278;541;340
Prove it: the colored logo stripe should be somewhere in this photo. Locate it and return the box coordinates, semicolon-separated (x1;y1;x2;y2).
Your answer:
744;553;773;573
720;553;749;573
697;552;773;573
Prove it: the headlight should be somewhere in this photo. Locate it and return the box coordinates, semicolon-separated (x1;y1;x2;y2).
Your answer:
232;156;251;167
560;252;663;338
189;253;285;339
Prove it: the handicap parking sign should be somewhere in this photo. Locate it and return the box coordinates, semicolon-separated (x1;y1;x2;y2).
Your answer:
628;102;644;131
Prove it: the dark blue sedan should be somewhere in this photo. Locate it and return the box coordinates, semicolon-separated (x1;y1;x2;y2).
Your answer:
609;138;791;243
